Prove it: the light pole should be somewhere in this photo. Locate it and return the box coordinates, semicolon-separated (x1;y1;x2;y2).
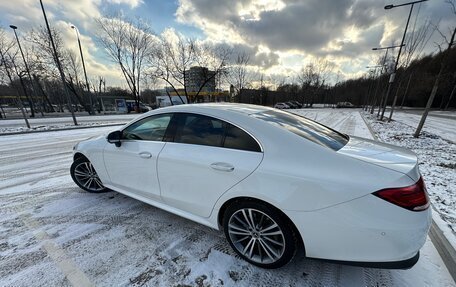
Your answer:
380;0;429;121
372;44;404;116
9;25;40;117
40;0;77;125
70;25;94;114
365;65;382;111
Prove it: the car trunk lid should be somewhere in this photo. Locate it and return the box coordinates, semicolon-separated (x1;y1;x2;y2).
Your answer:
337;136;420;181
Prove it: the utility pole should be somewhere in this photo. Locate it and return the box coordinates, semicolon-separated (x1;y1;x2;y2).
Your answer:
371;45;403;115
381;0;428;121
368;67;382;114
71;25;94;114
363;69;375;110
414;27;456;137
40;0;78;125
10;25;43;117
365;65;382;112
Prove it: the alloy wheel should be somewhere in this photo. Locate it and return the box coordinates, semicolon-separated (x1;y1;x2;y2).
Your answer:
73;161;105;192
228;208;286;264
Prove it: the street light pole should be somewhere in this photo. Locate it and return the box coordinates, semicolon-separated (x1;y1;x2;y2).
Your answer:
372;44;404;116
71;25;94;115
365;65;382;111
380;0;429;121
363;69;375;110
39;0;77;125
9;25;39;117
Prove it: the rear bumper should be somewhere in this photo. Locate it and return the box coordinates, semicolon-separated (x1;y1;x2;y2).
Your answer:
310;252;420;269
286;194;431;266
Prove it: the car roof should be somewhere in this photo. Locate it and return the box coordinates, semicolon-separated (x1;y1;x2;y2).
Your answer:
155;103;274;116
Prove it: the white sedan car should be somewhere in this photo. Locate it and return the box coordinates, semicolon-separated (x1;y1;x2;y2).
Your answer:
71;103;431;269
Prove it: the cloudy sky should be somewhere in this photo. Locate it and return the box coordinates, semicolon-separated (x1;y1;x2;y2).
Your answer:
1;0;455;89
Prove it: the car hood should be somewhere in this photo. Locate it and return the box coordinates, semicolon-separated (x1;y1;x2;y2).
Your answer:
337;136;419;181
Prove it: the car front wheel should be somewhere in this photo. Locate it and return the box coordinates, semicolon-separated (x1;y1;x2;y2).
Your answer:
223;201;298;269
70;157;107;193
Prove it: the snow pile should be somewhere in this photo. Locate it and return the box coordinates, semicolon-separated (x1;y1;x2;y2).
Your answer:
363;112;456;236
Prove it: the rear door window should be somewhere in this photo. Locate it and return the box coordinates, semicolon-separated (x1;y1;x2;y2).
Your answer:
173;113;261;152
224;123;261;152
174;114;225;147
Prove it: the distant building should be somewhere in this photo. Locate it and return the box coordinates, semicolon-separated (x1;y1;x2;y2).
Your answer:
185;66;216;93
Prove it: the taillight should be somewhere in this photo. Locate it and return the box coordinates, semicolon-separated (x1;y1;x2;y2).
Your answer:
373;177;430;211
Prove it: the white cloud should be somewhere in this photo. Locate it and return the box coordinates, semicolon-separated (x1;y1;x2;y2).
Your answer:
174;0;455;83
0;0;145;87
2;0;454;88
107;0;143;8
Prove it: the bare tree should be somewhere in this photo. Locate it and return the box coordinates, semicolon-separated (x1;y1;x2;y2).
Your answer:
0;28;30;126
389;19;435;120
396;12;436;110
297;59;333;107
28;26;66;79
414;0;456;136
227;51;251;102
442;0;456;110
96;15;154;111
192;43;231;101
28;26;85;112
91;76;106;113
148;35;195;104
66;50;82;85
148;34;232;104
415;27;456;137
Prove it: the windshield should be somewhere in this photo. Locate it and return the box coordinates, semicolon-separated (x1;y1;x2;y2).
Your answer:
252;110;349;151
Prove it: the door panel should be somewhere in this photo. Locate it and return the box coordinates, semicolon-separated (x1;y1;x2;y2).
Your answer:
102;113;172;200
103;141;166;200
157;142;263;217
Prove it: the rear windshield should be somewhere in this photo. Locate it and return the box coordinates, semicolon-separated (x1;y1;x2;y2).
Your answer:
251;110;349;151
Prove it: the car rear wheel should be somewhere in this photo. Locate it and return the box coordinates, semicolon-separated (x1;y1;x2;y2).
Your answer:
223;201;298;269
70;157;107;193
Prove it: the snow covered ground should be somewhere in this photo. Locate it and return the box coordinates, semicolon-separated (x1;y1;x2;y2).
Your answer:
0;110;454;286
390;110;456;143
0;114;136;134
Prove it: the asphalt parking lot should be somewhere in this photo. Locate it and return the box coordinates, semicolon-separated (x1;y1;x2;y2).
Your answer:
0;110;454;286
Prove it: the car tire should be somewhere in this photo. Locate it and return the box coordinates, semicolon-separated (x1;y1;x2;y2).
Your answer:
70;157;108;193
223;200;298;269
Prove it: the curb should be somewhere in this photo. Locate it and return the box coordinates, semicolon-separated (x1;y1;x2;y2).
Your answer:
429;218;456;282
359;111;379;140
360;111;456;279
0;123;125;136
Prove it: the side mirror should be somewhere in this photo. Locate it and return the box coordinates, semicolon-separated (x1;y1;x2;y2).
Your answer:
107;130;122;147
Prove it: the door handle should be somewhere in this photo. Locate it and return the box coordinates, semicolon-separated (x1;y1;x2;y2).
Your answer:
138;152;152;159
210;162;234;172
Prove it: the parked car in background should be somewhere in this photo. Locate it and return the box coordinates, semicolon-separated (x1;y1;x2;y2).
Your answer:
126;100;153;113
274;102;290;109
289;101;303;108
285;101;299;109
71;103;430;269
336;102;355;108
